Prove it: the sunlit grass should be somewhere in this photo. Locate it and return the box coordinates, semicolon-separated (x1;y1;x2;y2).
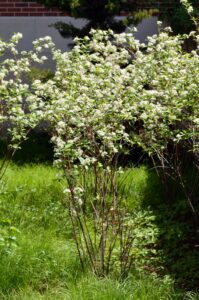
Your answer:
0;162;197;299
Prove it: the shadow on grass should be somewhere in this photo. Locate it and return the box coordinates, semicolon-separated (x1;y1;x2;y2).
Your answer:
137;165;199;291
0;130;53;164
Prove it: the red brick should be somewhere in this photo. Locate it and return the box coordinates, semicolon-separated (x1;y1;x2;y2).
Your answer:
15;3;29;7
0;1;67;16
29;12;44;16
23;7;36;11
0;3;14;7
44;12;58;16
36;7;51;12
58;12;69;16
29;3;44;8
7;7;21;12
0;12;15;15
15;12;29;16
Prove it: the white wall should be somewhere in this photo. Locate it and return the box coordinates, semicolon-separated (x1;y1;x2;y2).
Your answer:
0;16;88;51
0;16;158;68
0;16;158;50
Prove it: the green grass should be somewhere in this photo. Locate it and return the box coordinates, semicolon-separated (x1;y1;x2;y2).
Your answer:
0;274;182;300
0;163;198;299
117;165;163;210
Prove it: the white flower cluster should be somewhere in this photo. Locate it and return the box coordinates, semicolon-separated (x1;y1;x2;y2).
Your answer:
0;33;54;149
30;28;199;168
1;26;199;168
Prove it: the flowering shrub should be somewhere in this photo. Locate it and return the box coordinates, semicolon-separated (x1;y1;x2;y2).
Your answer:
1;0;198;276
0;34;54;179
34;27;199;161
27;22;199;276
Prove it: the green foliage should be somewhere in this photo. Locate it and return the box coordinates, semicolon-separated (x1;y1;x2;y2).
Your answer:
0;218;19;255
28;67;54;84
160;0;199;34
37;0;151;14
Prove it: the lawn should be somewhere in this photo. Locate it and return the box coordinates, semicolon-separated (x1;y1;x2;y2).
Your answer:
0;163;198;299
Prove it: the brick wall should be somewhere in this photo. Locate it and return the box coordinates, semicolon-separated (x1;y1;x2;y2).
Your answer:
0;1;198;17
0;0;68;16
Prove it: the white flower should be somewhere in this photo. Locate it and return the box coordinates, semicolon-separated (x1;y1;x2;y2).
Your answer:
187;6;194;13
63;188;71;194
